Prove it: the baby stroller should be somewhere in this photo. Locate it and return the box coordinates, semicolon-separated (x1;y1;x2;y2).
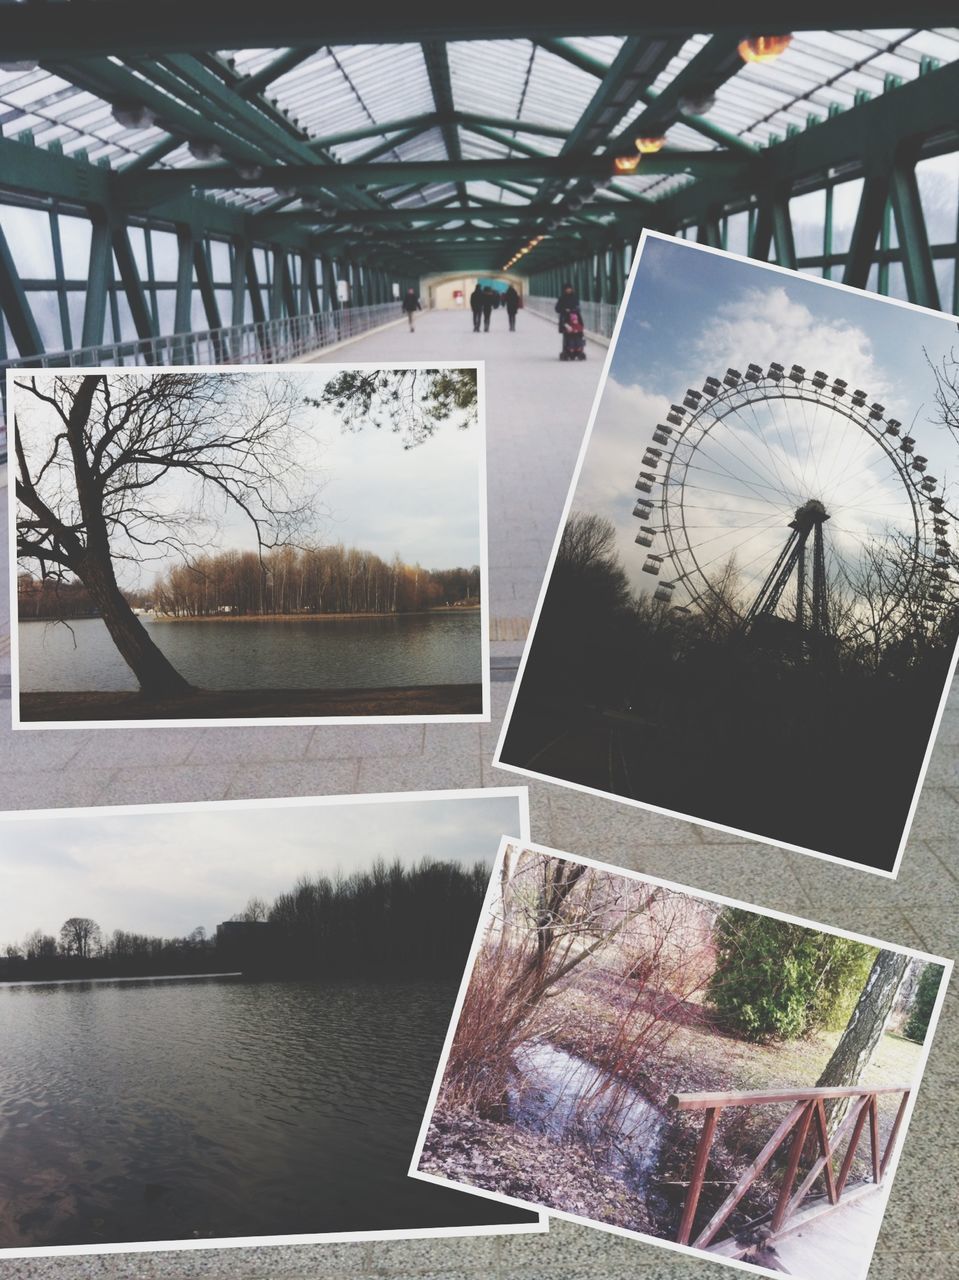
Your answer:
560;310;586;360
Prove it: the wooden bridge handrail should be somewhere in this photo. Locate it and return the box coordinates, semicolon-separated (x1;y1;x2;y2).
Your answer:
669;1083;910;1110
672;1084;912;1251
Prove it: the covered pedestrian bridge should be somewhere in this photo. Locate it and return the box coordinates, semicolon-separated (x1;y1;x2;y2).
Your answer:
0;8;958;394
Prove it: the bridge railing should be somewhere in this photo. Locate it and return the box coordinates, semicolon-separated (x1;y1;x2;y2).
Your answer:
2;302;403;374
669;1083;912;1251
525;294;619;341
0;301;404;459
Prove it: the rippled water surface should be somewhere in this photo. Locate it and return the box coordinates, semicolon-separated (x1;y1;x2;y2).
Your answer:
17;612;482;692
0;975;533;1247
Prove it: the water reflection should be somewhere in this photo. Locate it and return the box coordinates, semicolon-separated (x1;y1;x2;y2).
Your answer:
18;612;482;692
510;1040;665;1186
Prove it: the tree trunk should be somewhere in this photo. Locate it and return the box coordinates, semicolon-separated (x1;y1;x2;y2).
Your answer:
815;949;908;1129
61;375;195;698
78;551;194;697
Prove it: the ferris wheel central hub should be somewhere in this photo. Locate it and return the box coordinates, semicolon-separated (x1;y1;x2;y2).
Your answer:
790;499;830;533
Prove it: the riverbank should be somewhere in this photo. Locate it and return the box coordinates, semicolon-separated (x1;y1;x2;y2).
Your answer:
146;606;483;623
19;683;483;721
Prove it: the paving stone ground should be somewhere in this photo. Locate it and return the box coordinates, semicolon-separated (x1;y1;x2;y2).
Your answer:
0;309;956;1279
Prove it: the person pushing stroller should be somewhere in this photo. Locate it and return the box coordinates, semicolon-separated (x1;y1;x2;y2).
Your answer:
559;309;586;360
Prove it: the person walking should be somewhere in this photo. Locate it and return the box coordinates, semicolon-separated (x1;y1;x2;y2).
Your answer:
504;284;520;332
402;287;422;332
555;281;579;333
481;285;498;332
469;283;483;332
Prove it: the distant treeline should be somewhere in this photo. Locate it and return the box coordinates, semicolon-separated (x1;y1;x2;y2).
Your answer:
0;921;222;982
18;551;481;620
17;576;117;620
261;858;491;978
1;859;490;984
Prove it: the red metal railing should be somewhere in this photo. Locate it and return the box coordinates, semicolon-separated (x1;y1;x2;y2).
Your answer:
668;1084;911;1250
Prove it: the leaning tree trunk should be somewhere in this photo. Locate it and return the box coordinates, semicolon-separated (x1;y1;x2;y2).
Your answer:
815;949;908;1130
77;550;195;697
62;376;194;699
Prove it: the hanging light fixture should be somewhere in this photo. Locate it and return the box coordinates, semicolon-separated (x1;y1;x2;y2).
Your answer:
0;60;39;73
112;102;158;129
677;89;716;115
188;139;223;162
612;154;641;174
738;34;793;63
635;136;666;154
236;162;264;181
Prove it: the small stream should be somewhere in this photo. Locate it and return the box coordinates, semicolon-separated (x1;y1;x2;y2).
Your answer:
508;1040;667;1192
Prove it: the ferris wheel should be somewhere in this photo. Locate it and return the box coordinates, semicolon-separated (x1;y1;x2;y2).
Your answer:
631;361;954;642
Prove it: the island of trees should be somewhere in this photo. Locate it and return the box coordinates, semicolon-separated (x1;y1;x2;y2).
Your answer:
0;858;490;984
18;553;481;620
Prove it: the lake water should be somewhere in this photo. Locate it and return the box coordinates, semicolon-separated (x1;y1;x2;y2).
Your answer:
0;975;534;1248
17;612;482;692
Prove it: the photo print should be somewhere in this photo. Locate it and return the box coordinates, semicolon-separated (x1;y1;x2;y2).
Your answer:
495;231;959;874
412;838;951;1280
9;363;488;728
0;789;543;1257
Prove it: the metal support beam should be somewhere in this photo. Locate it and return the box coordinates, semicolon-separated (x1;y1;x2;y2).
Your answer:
122;152;746;204
889;148;940;309
842;171;889;289
81;218;112;349
112;224;154;339
174;226;195;334
0;224;44;358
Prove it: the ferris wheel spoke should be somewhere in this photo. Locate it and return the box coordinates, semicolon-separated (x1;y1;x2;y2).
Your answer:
701;396;798;501
646;367;932;632
742;384;809;494
681;456;794;504
686;424;798;504
680;512;787;555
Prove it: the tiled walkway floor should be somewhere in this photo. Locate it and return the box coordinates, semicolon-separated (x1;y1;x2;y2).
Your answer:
0;310;956;1280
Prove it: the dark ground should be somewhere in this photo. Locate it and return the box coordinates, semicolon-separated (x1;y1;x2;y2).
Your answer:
19;684;483;721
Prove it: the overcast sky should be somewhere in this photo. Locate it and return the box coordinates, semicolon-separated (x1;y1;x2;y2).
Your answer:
12;367;483;589
0;793;521;949
575;233;959;599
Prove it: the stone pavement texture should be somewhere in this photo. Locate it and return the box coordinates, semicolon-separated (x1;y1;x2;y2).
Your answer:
0;308;956;1280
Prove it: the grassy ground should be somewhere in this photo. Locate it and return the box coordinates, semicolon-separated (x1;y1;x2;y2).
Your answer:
19;684;483;721
422;966;923;1247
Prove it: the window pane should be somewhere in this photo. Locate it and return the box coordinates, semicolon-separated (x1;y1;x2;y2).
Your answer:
0;204;55;277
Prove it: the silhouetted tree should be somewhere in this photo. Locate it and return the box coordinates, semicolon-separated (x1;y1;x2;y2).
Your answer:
14;372;311;696
59;916;102;960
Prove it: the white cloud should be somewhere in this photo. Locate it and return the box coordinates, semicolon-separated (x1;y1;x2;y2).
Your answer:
694;285;888;401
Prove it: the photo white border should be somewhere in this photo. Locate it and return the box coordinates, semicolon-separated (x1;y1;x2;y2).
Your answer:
7;361;491;731
409;832;954;1280
492;228;959;879
0;786;548;1258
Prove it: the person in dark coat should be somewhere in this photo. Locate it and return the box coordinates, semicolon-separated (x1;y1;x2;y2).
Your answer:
481;285;498;332
469;283;483;332
401;287;422;331
504;285;520;331
555;281;580;332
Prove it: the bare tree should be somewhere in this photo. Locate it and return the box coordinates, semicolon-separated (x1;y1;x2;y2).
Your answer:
14;372;313;697
59;916;102;960
239;896;270;923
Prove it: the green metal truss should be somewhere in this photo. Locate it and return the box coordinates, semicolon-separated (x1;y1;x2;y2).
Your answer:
1;19;959;366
